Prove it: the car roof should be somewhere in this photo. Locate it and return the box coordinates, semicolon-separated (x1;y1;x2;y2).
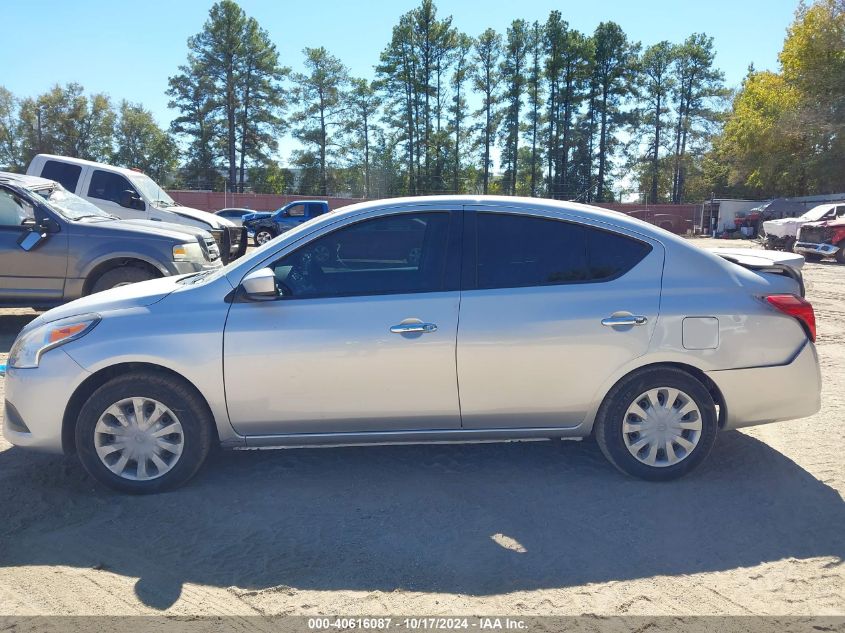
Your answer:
0;170;57;190
33;154;142;178
218;208;254;212
330;195;665;237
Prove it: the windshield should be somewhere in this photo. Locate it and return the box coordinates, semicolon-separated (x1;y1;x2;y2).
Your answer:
129;173;176;207
34;184;115;221
802;205;834;221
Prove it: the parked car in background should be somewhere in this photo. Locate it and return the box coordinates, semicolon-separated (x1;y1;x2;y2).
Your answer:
0;172;221;308
243;200;331;245
26;154;247;263
215;208;258;226
762;202;845;251
3;196;820;493
795;216;845;263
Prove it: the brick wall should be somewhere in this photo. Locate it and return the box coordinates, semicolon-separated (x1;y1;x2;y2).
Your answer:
167;191;364;213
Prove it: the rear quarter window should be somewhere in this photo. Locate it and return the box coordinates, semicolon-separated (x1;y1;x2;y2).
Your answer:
40;160;82;192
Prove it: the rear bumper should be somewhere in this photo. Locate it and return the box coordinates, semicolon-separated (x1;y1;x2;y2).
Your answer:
706;341;821;430
795;242;839;257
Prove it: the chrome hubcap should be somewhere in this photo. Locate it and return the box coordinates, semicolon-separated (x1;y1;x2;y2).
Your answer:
256;231;271;244
94;397;184;481
622;387;702;467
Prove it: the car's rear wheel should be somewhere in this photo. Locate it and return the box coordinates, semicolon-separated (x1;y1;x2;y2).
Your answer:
75;372;213;493
595;367;718;481
254;228;275;246
835;241;845;264
90;266;157;294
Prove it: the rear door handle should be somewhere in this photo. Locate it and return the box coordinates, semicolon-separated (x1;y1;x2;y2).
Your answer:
601;315;648;327
390;322;438;334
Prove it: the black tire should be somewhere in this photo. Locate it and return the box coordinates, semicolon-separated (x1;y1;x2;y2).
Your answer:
784;236;796;253
835;241;845;265
90;266;157;294
594;367;718;481
254;228;275;246
804;253;823;262
75;371;213;494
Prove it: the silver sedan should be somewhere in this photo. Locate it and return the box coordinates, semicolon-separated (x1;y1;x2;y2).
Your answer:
3;196;821;493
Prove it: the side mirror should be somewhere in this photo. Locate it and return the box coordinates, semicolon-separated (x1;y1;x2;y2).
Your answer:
17;227;47;252
241;267;279;300
119;190;146;211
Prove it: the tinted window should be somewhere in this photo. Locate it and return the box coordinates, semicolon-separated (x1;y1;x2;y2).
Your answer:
310;203;327;217
0;190;34;227
286;204;306;217
270;213;451;298
88;170;137;204
475;213;650;289
41;160;82;192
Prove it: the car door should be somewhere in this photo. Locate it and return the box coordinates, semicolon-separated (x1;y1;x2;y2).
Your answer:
0;186;68;302
85;169;148;220
457;207;664;429
223;208;463;435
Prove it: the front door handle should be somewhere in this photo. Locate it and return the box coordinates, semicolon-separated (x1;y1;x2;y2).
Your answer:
601;315;648;327
390;322;438;334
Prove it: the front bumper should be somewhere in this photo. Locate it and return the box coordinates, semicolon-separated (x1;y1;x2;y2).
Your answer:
3;348;92;453
706;340;821;430
795;242;840;257
172;259;223;275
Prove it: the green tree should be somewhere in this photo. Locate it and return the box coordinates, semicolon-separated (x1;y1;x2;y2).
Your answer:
346;78;382;198
499;19;529;195
524;22;544;196
16;83;114;165
114;102;180;185
247;160;292;194
167;60;222;190
235;17;289;191
472;28;502;194
0;87;21;170
670;34;726;202
590;22;638;202
292;47;349;195
638;41;676;203
449;33;473;193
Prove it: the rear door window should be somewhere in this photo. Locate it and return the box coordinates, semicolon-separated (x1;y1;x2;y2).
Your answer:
474;212;651;289
40;160;82;192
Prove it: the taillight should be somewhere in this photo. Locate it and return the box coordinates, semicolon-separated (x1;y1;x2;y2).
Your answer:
766;294;816;342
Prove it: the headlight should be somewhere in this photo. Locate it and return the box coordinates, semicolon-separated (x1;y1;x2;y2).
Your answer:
172;242;205;263
8;314;100;369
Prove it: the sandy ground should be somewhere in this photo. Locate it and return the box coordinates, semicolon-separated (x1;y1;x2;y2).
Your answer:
0;237;842;617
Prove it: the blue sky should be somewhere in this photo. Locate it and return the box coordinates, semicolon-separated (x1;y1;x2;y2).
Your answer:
1;0;799;167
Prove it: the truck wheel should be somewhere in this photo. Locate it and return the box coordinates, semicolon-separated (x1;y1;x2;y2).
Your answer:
784;236;796;252
254;228;275;246
75;371;213;494
836;241;845;265
594;367;718;481
90;266;158;294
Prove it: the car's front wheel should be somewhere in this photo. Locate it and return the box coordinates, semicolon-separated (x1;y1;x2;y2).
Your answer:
75;371;213;493
254;228;275;246
90;265;157;294
595;367;718;481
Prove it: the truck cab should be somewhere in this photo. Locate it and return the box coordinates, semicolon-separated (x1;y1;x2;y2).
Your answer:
0;172;221;307
26;154;247;262
243;200;330;245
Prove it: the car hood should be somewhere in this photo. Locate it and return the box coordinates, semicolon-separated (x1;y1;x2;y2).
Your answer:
74;218;204;242
243;212;273;223
164;205;235;229
764;217;808;227
803;218;845;228
27;275;187;327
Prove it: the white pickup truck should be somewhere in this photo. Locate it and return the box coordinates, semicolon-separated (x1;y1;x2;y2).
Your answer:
762;202;845;251
26;154;247;262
